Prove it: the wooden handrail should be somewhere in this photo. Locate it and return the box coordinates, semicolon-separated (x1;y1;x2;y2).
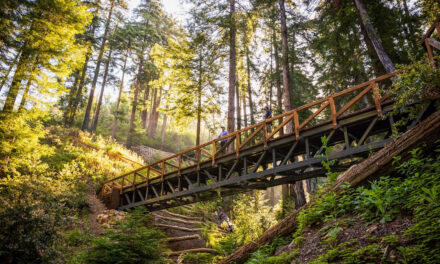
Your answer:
101;71;398;191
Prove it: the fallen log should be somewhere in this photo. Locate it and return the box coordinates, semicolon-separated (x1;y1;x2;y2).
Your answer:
162;210;203;221
166;248;218;256
153;214;203;225
166;234;201;242
219;109;440;264
155;223;203;232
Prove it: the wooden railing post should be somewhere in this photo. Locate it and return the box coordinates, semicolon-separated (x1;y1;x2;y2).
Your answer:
329;97;337;129
236;132;240;157
371;82;382;115
212;142;216;166
263;122;268;148
293;110;299;141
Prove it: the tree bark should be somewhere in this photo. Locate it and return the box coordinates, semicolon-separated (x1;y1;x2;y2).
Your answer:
18;58;38;111
160;106;168;150
141;82;150;129
2;50;30;112
81;0;115;130
91;43;113;132
353;0;395;73
127;64;142;147
196;56;203;146
0;51;21;93
273;30;283;136
279;0;293;133
246;46;255;125
227;0;236;138
111;49;128;138
236;78;241;131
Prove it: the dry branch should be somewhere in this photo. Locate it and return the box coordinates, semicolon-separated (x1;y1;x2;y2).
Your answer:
153;214;202;226
161;210;203;221
166;234;201;242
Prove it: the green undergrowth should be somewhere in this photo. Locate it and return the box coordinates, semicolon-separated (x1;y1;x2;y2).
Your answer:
0;112;160;263
246;141;440;264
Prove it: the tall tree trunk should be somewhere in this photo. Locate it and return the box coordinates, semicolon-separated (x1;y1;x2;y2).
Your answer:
236;79;241;131
127;64;142;147
111;50;128;138
273;31;283;136
69;21;98;125
81;0;115;130
147;88;159;139
279;0;306;209
150;88;162;138
18;58;38;111
353;0;395;73
64;70;80;124
0;51;21;93
227;0;236;137
196;56;203;146
242;88;247;128
160;106;168;150
279;0;293;133
91;43;113;132
246;46;255;125
141;82;150;129
2;50;30;112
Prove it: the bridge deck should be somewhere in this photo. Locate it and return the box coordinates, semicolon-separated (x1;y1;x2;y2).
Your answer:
99;72;434;212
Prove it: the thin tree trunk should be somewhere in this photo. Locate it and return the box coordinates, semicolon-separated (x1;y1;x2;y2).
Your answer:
127;64;142;146
196;56;202;146
242;88;247;128
91;43;113;132
150;88;162;138
160;106;168;150
2;50;30;112
141;82;150;129
236;78;241;131
148;88;159;139
246;46;255;125
111;50;128;138
18;58;38;111
227;0;236;138
64;70;80;124
81;0;115;130
353;0;395;73
273;30;283;136
0;51;21;93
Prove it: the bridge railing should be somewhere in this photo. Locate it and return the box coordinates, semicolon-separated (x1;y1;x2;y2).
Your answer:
422;17;440;66
99;71;398;198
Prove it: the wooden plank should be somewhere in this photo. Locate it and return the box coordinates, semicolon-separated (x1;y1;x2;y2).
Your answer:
329;97;337;129
336;85;372;117
428;37;440;50
267;114;294;140
240;125;263;149
299;101;329;130
371;82;382;115
426;38;435;66
200;148;212;158
165;161;179;169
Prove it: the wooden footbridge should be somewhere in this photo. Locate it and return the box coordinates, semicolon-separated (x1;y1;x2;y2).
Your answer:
99;20;440;212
